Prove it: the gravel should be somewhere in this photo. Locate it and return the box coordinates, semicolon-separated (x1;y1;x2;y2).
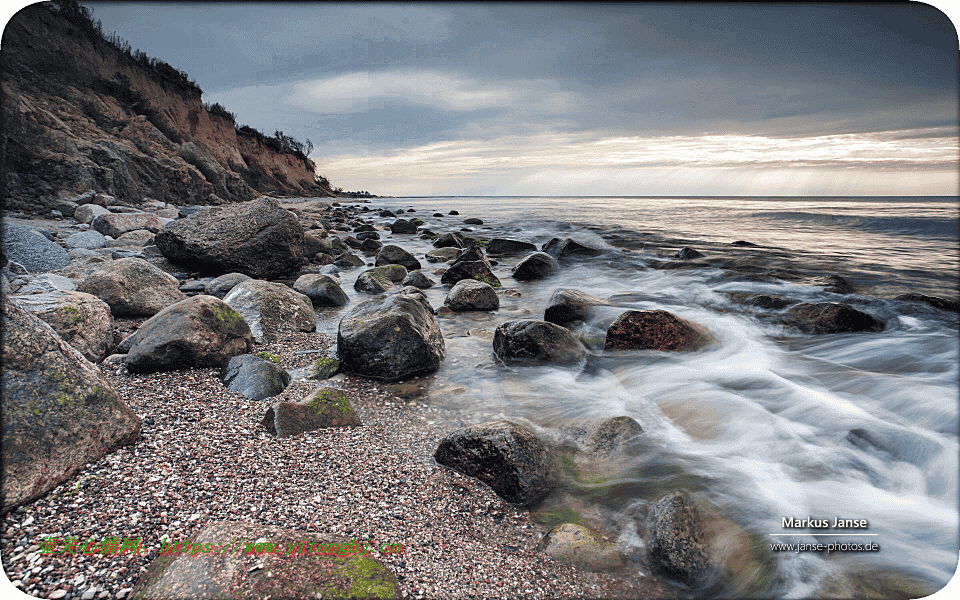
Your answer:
0;326;659;599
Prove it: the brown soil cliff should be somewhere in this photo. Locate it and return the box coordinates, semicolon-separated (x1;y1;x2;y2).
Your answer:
1;2;335;215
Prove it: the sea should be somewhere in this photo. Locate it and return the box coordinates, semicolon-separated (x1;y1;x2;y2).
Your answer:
308;196;959;597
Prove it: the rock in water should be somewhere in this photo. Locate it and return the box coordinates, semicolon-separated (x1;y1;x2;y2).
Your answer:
293;274;349;307
261;387;362;437
647;490;709;588
1;301;140;514
389;218;418;234
220;354;291;400
76;257;185;316
493;320;587;366
487;238;538;256
223;280;316;343
543;289;608;325
543;523;626;572
542;237;603;260
154;197;305;278
894;293;960;314
604;310;715;351
434;421;555;505
511;252;558;281
125;295;253;373
402;270;435;289
337;291;445;381
375;245;422;271
440;260;500;287
444;279;499;311
785;302;885;334
10;291;114;363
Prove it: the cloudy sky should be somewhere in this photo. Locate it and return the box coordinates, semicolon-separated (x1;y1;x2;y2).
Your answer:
64;3;960;195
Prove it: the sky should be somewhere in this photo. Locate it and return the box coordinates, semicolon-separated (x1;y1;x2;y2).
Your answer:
15;2;960;196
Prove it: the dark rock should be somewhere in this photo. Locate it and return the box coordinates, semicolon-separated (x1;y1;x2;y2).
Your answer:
354;272;391;294
648;490;709;588
76;257;185;316
433;212;444;217
334;252;365;268
895;294;960;314
154;197;305;279
1;302;140;514
356;231;380;241
432;232;465;248
402;270;435;289
731;240;758;247
845;426;943;466
815;274;856;294
444;279;499;311
360;238;383;252
605;310;715;351
322;236;351;256
544;289;608;325
511;252;558;281
542;237;603;260
744;294;794;309
293;274;349;307
451;246;493;269
434;420;555;505
302;229;329;256
448;210;460;215
9;291;114;362
785;302;885;334
390;218;418;234
91;212;163;238
337;292;445;382
379;209;396;218
353;224;377;233
493;320;587;366
376;245;422;271
676;247;704;260
463;217;484;225
310;357;341;380
440;260;501;288
487;238;538;256
110;249;145;260
204;272;252;299
262;387;361;436
343;236;363;249
125;295;253;373
179;280;207;294
220;354;291;400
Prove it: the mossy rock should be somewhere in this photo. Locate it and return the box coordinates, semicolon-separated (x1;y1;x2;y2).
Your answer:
261;387;361;437
256;351;282;365
311;357;340;379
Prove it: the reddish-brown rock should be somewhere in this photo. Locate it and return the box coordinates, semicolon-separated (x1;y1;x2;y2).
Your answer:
604;310;714;351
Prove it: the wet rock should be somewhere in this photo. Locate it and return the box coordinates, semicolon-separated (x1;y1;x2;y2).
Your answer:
302;229;329;256
511;252;558;281
220;354;291;400
785;302;884;334
334;252;365;268
543;523;626;572
360;238;382;252
744;294;794;309
676;247;704;260
432;232;465;249
337;291;445;381
647;490;709;588
91;212;163;238
354;271;391;294
203;272;252;299
310;357;340;380
65;229;107;250
562;416;644;456
223;280;316;343
487;238;538;256
730;240;758;247
2;302;140;514
448;210;459;215
130;521;397;598
493;320;587;366
77;257;185;316
389;218;418;234
451;246;493;269
814;274;856;294
294;274;349;307
845;426;943;466
440;260;500;288
322;236;351;257
542;237;603;260
444;279;499;311
125;295;253;373
894;293;960;314
605;310;715;351
10;291;114;363
262;387;361;436
1;223;71;273
463;217;484;225
543;289;608;325
425;247;461;263
155;197;305;279
434;420;555;505
375;245;422;271
402;270;435;289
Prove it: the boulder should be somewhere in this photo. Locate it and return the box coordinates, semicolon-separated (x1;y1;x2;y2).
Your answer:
10;291;114;363
337;292;445;381
1;224;71;273
487;238;538;256
676;247;704;260
440;260;500;288
129;521;399;599
65;229;107;250
91;212;163;238
389;218;418;234
76;257;185;316
402;270;435;289
15;273;76;295
543;523;626;572
511;252;558;281
647;490;709;588
204;272;252;299
785;302;884;334
293;274;349;307
444;279;499;311
432;232;465;248
815;274;856;294
303;229;329;256
220;354;291;401
604;310;715;351
74;204;112;224
463;217;483;225
223;280;316;343
744;294;794;309
895;293;960;313
354;272;391;294
425;247;461;263
543;289;608;325
334;252;366;268
361;238;382;252
542;237;603;260
375;245;422;271
493;320;587;366
113;229;156;246
451;246;493;269
1;302;140;514
154;197;305;279
561;415;644;456
261;387;361;437
125;295;253;373
434;420;555;505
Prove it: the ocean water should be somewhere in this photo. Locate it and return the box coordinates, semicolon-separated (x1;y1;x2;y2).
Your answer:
313;196;959;597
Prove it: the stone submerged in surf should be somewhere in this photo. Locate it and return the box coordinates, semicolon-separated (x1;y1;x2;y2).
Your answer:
604;310;715;351
785;302;884;334
543;289;609;326
493;320;587;366
646;490;709;588
511;252;558;281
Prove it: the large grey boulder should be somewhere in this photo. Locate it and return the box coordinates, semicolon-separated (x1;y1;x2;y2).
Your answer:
203;272;251;299
76;257;185;316
14;273;76;295
223;280;316;343
124;295;253;373
74;203;111;224
511;252;558;281
65;229;107;250
605;310;715;351
337;290;445;381
154;197;306;279
10;291;114;363
1;224;71;273
1;302;140;514
444;279;499;311
434;420;555;505
544;289;608;325
293;274;349;307
220;354;291;400
493;320;587;366
91;212;163;238
375;244;422;271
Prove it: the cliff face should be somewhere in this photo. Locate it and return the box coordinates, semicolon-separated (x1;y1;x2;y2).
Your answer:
1;3;334;214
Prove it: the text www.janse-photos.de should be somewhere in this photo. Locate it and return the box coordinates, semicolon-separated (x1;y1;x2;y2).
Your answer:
160;537;403;557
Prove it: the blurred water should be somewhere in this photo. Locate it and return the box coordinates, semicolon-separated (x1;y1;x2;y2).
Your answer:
317;196;959;595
